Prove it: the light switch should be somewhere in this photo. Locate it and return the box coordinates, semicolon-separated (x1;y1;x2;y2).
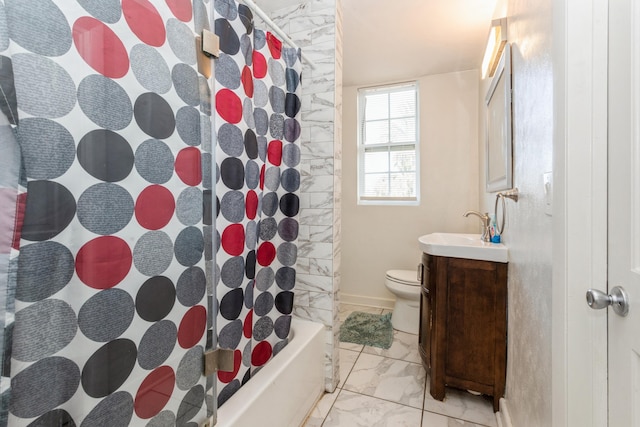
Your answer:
543;172;553;216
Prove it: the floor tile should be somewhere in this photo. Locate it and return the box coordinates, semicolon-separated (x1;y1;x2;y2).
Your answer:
303;390;340;427
422;410;489;427
323;390;423;427
338;348;360;388
423;380;497;427
340;341;364;352
343;353;426;409
363;329;421;364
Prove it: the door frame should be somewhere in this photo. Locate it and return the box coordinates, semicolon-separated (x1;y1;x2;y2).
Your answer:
552;0;609;425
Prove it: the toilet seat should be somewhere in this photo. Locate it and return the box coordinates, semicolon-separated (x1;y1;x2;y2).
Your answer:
385;269;420;286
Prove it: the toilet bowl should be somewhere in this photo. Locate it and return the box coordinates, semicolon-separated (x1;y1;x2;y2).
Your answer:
385;269;421;335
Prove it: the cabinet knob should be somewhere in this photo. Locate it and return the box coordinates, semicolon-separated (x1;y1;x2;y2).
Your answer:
417;263;424;283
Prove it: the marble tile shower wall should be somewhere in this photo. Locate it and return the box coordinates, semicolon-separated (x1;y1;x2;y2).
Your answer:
256;0;342;391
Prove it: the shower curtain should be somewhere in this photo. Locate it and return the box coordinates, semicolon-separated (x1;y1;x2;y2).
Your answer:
0;1;214;425
0;0;302;423
212;0;302;406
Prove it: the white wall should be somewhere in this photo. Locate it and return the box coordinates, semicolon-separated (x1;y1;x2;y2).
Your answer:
342;71;479;307
478;0;554;425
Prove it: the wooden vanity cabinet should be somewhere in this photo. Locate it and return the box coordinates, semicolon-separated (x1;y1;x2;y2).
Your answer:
419;253;507;412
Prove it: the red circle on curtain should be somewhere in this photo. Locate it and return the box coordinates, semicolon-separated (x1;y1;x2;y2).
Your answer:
259;164;265;190
134;366;175;419
267;140;283;166
76;236;132;289
178;305;207;348
175;147;202;186
73;17;129;78
257;242;276;266
266;32;282;59
246;190;258;220
221;224;245;256
215;89;243;124
242;65;254;98
135;185;175;230
123;0;166;47
243;309;253;339
252;341;273;367
165;0;192;22
217;350;242;383
253;51;267;79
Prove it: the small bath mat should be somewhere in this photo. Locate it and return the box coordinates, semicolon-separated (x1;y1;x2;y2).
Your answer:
340;311;393;349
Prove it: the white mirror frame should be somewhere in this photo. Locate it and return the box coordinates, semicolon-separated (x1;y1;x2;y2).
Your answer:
485;44;513;192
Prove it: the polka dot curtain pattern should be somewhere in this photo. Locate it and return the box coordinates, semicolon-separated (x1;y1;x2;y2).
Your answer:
213;0;302;407
0;0;214;425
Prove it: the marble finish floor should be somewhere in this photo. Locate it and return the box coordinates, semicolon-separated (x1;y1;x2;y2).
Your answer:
303;304;498;427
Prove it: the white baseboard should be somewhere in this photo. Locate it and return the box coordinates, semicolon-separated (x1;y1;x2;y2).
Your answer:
496;398;513;427
340;293;395;310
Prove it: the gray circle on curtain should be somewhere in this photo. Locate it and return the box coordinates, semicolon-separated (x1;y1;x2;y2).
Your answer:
245;160;260;189
269;86;285;114
221;256;245;289
245;221;258;250
218;320;243;349
264;167;281;192
277;242;298;267
77;0;121;23
220;191;245;223
18;118;75;179
253;316;274;341
137;320;177;369
281;168;300;192
278;218;299;242
268;58;285;87
135;139;174;184
254;292;274;317
261;192;278;216
78;74;134;129
12;299;77;361
241;33;253;66
254;108;269;136
282;143;300;168
269;114;284;140
133;231;174;276
176;346;203;391
167;18;197;65
253;79;268;108
255;267;275;291
131;44;172;94
258;217;277;241
172;63;200;105
218;123;244;157
215;53;241;90
177;187;203;226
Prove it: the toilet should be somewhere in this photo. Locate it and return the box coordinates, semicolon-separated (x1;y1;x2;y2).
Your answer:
385;269;421;335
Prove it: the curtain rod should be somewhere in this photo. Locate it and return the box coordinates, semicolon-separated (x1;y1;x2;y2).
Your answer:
240;0;317;70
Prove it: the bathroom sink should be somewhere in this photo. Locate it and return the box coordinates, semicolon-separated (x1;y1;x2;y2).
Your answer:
418;233;508;263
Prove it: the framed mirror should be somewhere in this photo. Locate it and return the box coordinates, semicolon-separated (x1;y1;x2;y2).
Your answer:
485;44;513;192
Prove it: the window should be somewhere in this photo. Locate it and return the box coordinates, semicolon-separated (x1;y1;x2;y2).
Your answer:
357;82;419;205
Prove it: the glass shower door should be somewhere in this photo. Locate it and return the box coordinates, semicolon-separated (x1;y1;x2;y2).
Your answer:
0;1;215;425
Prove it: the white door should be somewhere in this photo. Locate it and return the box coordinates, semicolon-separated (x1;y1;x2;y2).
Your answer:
607;0;640;424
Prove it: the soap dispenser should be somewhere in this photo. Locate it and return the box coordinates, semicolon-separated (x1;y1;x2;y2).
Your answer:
489;214;501;243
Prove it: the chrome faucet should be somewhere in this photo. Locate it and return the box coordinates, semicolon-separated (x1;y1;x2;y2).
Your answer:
463;210;492;242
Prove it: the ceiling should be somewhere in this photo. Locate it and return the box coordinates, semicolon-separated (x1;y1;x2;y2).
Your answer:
255;0;497;87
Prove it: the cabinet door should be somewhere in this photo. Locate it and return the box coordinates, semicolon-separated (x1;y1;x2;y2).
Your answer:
418;253;432;371
445;258;504;386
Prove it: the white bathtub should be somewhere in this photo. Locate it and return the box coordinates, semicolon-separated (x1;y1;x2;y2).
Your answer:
216;318;325;427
